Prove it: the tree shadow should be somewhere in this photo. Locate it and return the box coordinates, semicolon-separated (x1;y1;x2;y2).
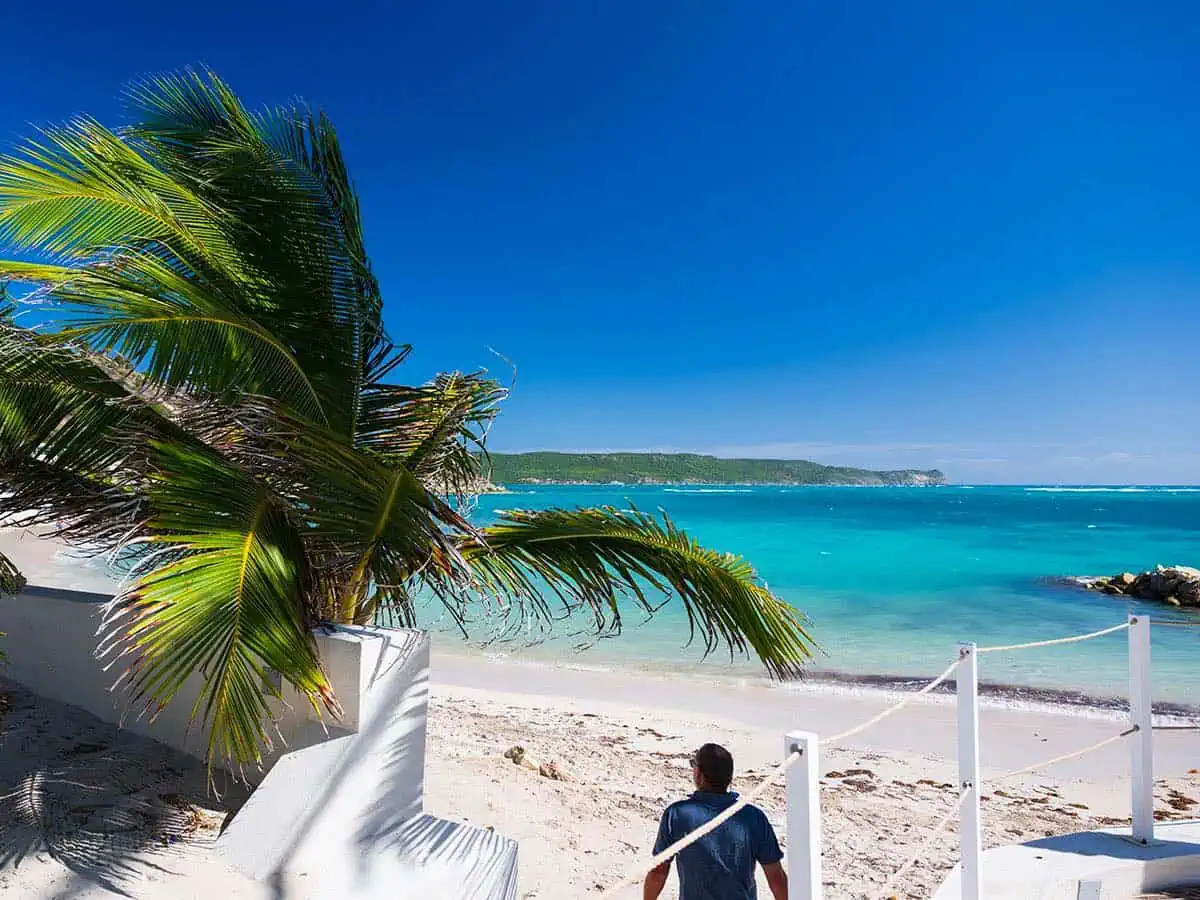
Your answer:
348;630;517;896
371;814;517;899
237;627;515;899
352;628;427;861
262;628;427;898
0;679;247;896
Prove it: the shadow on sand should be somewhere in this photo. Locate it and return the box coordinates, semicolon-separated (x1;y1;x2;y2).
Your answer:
0;679;247;896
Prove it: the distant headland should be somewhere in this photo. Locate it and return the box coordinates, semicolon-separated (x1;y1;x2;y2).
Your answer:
483;452;946;487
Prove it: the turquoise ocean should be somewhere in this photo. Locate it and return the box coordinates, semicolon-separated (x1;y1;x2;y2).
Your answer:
421;485;1200;709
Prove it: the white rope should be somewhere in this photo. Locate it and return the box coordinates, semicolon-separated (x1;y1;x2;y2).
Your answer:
600;650;1132;897
1149;618;1200;628
823;657;963;746
597;749;804;897
875;788;970;900
872;727;1137;898
993;727;1137;782
598;656;962;897
975;621;1129;654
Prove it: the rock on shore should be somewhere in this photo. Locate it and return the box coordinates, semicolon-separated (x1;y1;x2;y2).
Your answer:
1066;565;1200;608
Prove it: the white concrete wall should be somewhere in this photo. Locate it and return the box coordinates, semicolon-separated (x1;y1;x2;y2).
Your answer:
0;585;353;775
0;585;520;898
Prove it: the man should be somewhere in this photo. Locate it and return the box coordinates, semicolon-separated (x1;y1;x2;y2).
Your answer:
644;743;788;900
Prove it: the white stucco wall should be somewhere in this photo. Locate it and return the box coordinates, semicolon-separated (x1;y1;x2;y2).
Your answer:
0;585;519;898
0;585;353;775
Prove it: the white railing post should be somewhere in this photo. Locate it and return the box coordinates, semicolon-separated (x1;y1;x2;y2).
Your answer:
1128;614;1154;844
783;731;822;900
956;643;983;900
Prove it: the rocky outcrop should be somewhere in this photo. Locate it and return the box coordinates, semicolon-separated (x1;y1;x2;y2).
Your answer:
1066;566;1200;608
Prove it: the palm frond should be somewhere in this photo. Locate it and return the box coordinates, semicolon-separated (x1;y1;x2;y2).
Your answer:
2;246;334;425
1;71;387;438
100;441;333;773
356;371;507;497
0;311;170;549
123;70;381;438
0;115;242;276
285;423;475;625
451;507;815;679
0;551;25;595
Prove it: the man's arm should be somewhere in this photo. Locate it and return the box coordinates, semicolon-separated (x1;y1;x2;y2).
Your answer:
753;808;788;900
762;860;788;900
643;861;671;900
645;806;675;900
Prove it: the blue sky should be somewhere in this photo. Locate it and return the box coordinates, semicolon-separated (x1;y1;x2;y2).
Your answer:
4;1;1199;483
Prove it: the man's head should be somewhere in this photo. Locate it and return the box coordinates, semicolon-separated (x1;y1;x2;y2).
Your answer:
690;743;734;793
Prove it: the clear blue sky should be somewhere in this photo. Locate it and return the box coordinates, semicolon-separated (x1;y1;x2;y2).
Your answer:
4;1;1199;483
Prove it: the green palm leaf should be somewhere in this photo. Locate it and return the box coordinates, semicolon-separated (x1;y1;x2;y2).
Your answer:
100;441;332;774
0;551;24;595
286;423;475;625
124;70;380;438
356;371;507;497
0;308;169;548
453;507;815;679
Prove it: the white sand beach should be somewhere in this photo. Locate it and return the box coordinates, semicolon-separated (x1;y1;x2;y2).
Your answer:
425;651;1200;899
1;641;1197;899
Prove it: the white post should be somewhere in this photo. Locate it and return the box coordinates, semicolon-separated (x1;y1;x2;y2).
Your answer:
957;642;983;900
1128;614;1154;844
783;731;822;900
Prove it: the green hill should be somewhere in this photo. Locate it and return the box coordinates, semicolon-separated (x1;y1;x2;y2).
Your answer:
485;452;945;486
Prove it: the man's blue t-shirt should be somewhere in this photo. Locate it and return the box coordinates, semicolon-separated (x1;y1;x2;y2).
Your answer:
653;791;783;900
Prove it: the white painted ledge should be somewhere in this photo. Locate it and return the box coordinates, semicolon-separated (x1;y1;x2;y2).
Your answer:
933;821;1200;899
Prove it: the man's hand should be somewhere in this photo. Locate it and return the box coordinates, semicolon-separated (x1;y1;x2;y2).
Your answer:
763;861;788;900
643;861;670;900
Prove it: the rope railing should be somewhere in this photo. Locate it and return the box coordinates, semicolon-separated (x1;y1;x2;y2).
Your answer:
975;621;1129;654
822;657;964;745
991;726;1137;781
872;723;1140;898
1148;618;1200;628
599;618;1152;897
596;656;964;897
875;789;970;900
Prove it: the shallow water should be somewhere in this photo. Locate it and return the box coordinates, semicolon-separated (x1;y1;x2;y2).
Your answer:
417;485;1200;706
47;483;1200;706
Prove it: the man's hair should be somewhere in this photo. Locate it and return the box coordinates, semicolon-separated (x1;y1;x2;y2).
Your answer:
692;743;734;792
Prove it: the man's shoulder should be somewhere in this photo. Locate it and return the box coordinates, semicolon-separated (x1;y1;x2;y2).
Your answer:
662;797;700;817
734;802;774;828
662;796;771;822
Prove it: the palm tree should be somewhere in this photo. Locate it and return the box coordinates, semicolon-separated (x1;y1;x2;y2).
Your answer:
0;71;813;773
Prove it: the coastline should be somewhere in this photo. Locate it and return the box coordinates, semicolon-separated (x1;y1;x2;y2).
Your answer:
427;645;1200;898
429;635;1200;720
494;479;946;488
429;643;1200;775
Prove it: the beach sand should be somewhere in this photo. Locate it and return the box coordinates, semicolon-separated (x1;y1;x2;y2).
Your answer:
1;643;1197;898
425;651;1200;899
